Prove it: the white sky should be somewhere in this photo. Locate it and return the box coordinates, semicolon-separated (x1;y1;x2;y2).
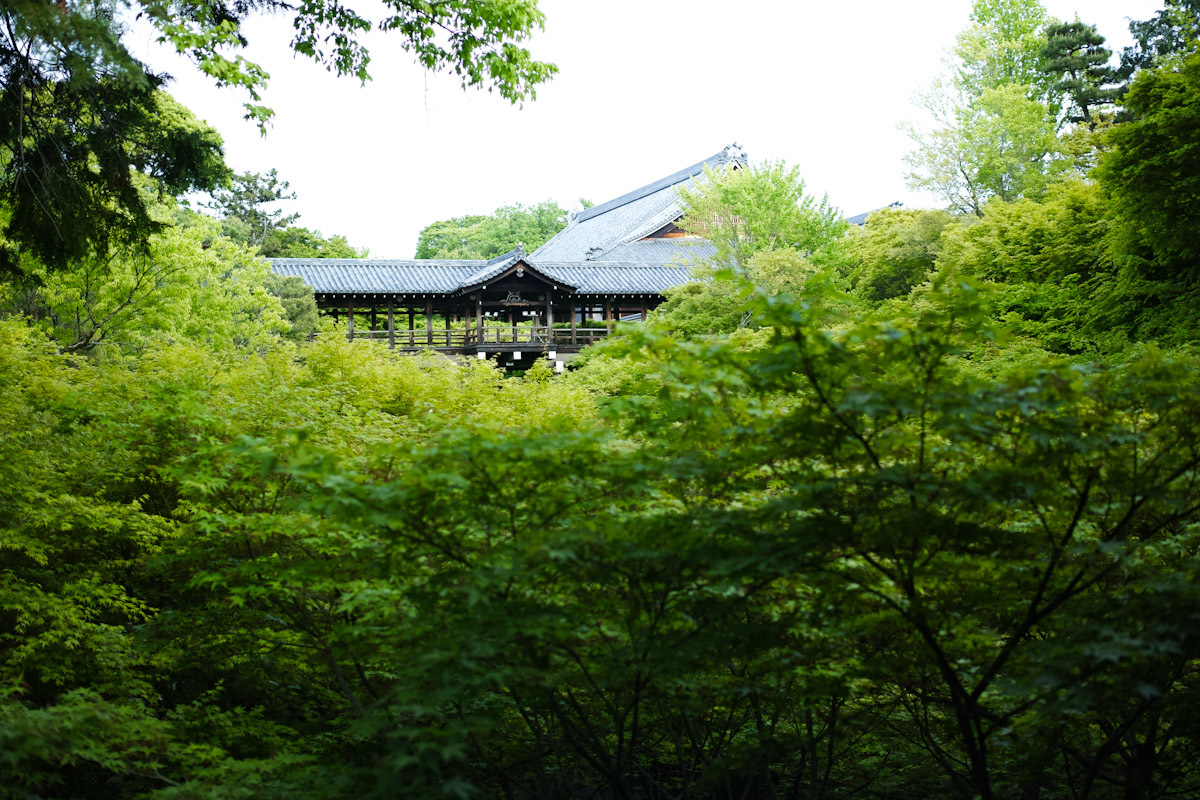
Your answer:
129;0;1165;258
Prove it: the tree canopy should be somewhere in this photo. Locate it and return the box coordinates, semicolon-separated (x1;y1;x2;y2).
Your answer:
414;200;570;259
0;0;554;270
3;2;1200;798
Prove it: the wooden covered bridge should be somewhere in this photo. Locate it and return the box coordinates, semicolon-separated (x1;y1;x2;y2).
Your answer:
271;144;745;364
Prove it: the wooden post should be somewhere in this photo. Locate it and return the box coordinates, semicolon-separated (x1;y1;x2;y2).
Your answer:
407;307;415;347
445;311;451;347
640;301;647;321
570;305;577;345
425;299;433;346
370;308;377;331
476;297;483;347
347;304;354;342
545;292;554;342
604;298;613;334
387;302;395;349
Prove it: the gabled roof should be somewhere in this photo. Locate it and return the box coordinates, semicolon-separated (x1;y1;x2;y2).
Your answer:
456;248;527;288
454;259;578;296
531;143;746;263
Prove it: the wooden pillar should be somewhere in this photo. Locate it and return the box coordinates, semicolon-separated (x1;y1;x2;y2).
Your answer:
475;297;483;346
347;303;354;342
640;300;647;321
445;311;451;347
387;302;395;349
426;299;434;346
604;298;613;333
545;292;554;336
570;305;577;346
408;307;415;347
370;308;377;331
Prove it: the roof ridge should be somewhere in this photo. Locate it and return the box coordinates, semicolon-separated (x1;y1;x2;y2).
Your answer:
572;143;746;224
486;245;525;265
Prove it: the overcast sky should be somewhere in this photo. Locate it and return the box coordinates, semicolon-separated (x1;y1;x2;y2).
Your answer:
131;1;1165;258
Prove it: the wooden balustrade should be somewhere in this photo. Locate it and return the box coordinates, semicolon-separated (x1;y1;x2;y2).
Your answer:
338;325;614;350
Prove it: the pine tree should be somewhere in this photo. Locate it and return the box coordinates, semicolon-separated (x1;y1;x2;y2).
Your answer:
1040;21;1121;124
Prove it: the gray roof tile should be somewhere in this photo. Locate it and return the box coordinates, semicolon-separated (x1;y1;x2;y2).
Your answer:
598;238;716;264
533;262;698;294
531;143;745;262
270;260;480;294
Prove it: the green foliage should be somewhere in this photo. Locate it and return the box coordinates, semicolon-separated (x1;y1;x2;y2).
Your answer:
953;0;1057;102
259;226;368;259
849;207;954;301
263;273;320;341
905;83;1067;215
648;278;751;339
414;200;569;259
1040;21;1121;124
0;65;228;270
2;7;1200;796
677;161;847;270
936;180;1121;353
206;169;300;248
0;0;554;269
19;206;290;354
904;0;1085;216
1097;49;1200;283
1120;0;1200;78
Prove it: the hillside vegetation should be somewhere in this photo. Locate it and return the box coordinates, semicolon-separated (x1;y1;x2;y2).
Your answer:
1;1;1199;798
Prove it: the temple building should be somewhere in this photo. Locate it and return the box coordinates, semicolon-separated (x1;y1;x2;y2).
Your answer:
269;144;747;359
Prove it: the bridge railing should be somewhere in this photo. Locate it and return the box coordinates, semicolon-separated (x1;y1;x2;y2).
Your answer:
342;325;615;349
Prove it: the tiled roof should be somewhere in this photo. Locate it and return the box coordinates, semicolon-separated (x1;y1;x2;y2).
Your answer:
531;143;746;262
456;249;524;287
269;259;480;293
534;262;698;294
271;257;699;296
597;238;716;264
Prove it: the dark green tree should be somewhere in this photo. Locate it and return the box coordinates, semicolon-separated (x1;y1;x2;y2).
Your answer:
0;0;554;270
1040;21;1121;124
0;0;229;270
1098;49;1200;283
1120;0;1200;78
